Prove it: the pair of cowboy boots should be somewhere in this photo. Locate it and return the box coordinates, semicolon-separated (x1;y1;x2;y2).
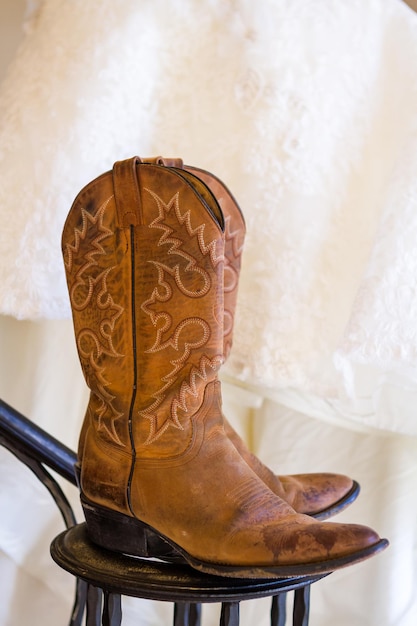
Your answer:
62;156;388;578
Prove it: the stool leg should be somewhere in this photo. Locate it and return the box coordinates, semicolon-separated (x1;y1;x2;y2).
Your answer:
189;603;202;626
174;603;187;626
271;594;287;626
86;585;103;626
292;585;311;626
220;602;240;626
102;591;122;626
174;603;201;626
69;579;87;626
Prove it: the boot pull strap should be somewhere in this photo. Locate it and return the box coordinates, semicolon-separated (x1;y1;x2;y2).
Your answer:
113;156;184;228
143;156;184;168
113;156;143;228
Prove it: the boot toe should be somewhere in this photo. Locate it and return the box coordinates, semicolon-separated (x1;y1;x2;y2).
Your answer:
280;473;360;519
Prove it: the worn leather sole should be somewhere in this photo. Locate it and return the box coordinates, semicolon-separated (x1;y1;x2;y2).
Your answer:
81;495;388;580
311;480;360;521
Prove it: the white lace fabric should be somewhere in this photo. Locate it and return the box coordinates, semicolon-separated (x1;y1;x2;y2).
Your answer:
1;0;417;434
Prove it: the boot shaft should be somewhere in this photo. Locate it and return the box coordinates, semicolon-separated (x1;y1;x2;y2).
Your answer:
63;158;225;459
135;158;247;357
143;158;247;357
184;166;246;359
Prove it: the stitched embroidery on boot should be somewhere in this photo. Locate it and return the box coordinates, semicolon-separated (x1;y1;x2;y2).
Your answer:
138;188;223;444
223;213;243;356
144;188;223;268
64;196;126;446
140;353;223;445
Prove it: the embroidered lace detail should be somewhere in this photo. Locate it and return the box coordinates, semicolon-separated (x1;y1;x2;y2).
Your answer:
2;0;417;433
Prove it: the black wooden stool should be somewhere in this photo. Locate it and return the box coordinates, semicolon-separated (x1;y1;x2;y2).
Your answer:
0;400;330;626
51;523;329;626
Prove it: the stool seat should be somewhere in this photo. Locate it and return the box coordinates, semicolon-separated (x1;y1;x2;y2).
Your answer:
51;523;328;626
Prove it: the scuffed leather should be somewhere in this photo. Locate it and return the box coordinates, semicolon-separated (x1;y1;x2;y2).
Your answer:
185;164;355;518
63;157;384;571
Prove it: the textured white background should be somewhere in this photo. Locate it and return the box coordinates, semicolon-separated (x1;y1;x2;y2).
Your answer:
0;2;417;625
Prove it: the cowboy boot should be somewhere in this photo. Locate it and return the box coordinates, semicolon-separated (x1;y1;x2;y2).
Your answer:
181;164;358;520
62;156;387;578
75;156;357;521
146;158;359;520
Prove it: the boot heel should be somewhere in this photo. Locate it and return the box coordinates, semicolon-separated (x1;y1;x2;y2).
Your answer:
81;495;180;560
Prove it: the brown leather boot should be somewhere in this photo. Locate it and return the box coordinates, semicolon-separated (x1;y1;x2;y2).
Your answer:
136;160;359;520
63;156;387;578
183;164;359;520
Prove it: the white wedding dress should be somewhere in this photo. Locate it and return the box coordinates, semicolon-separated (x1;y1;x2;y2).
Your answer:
1;1;417;625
